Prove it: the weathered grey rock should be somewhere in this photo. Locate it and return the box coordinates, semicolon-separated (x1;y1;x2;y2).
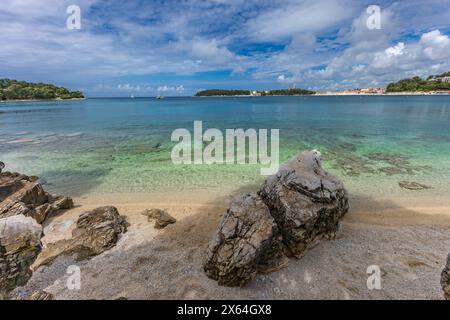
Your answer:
204;193;286;287
32;203;55;224
32;206;127;269
1;202;31;218
0;215;42;298
50;195;74;210
28;290;53;300
398;181;431;190
0;171;73;224
0;161;4;174
442;253;450;300
0;173;47;215
141;208;176;229
204;150;349;286
259;150;349;258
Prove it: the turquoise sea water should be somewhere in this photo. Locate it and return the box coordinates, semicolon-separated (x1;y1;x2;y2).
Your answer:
1;96;449;198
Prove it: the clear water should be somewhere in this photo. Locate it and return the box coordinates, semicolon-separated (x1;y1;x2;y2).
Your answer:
1;96;449;199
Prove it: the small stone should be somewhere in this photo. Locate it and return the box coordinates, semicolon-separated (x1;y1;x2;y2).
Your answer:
51;196;74;210
28;290;53;300
141;209;176;229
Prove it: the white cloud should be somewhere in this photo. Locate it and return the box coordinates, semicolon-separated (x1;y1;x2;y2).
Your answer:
245;0;356;42
385;42;405;57
157;85;185;93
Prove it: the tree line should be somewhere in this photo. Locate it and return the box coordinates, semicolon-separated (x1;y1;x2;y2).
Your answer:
0;79;84;101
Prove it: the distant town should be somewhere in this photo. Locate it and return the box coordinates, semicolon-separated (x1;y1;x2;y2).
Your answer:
195;71;450;97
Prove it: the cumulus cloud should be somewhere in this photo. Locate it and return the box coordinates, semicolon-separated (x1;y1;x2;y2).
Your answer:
157;85;185;93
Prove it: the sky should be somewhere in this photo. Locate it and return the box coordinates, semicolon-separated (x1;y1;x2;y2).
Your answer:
1;0;450;97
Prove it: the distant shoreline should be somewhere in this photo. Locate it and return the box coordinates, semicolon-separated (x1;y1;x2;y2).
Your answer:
315;92;450;96
0;97;86;103
195;92;450;97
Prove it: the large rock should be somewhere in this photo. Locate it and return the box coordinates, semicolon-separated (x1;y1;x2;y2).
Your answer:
0;171;73;224
259;150;349;258
442;253;450;300
204;150;349;286
0;215;42;298
32;206;127;269
204;193;287;287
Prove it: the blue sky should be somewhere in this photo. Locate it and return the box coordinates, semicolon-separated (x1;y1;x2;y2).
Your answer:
1;0;450;96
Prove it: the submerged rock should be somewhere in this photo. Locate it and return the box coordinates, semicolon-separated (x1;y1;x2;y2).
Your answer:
33;206;127;269
204;193;286;287
398;181;431;190
204;150;349;286
259;150;349;258
141;208;176;229
442;253;450;300
0;215;42;298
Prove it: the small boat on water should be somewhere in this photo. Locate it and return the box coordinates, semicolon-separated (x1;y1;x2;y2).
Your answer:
156;95;165;100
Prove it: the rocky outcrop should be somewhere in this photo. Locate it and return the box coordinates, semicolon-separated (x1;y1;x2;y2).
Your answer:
33;206;127;269
204;193;287;286
259;150;349;258
0;215;42;299
0;161;4;174
0;171;73;224
141;208;176;229
442;253;450;300
204;150;349;286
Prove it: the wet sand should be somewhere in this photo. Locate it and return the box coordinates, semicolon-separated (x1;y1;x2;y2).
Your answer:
13;189;450;300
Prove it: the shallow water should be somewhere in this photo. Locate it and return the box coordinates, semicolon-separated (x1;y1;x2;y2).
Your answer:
1;96;449;198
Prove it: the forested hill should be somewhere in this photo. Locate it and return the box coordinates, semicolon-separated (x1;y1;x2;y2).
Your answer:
0;79;84;101
386;71;450;92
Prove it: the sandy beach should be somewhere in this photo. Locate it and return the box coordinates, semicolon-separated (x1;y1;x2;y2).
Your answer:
12;187;450;300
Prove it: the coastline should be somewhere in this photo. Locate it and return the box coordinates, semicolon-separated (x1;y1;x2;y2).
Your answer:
0;97;86;103
315;92;450;96
195;92;450;97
